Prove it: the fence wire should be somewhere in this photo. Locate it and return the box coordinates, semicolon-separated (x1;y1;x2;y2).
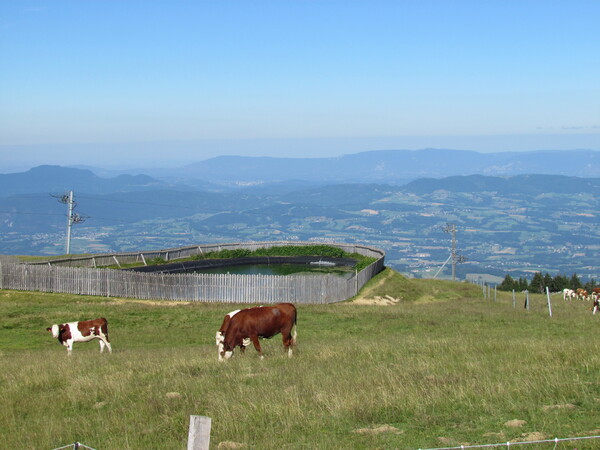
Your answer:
52;443;96;450
419;434;600;450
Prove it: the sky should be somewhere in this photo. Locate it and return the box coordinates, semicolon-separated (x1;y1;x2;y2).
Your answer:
1;0;599;171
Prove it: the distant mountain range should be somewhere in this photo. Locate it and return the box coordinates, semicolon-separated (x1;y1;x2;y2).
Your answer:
1;148;599;282
6;148;599;192
0;165;188;196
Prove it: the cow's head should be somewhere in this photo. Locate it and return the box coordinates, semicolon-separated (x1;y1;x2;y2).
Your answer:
219;341;234;361
47;324;60;338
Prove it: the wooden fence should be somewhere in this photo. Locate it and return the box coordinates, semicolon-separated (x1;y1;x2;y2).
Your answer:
1;242;385;304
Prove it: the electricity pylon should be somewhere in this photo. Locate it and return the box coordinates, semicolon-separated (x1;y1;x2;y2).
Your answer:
441;222;466;281
54;190;86;254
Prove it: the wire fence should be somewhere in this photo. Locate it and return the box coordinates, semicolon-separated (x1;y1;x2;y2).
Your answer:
419;434;600;449
52;443;96;450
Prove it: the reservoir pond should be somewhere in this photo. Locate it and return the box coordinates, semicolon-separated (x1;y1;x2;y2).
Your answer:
193;263;354;278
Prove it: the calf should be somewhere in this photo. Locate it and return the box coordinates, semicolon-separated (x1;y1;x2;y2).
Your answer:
47;318;112;355
220;303;297;360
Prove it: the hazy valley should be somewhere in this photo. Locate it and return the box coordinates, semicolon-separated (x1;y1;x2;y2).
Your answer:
1;149;599;283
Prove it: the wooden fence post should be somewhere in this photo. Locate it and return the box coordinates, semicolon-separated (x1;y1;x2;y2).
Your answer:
187;415;211;450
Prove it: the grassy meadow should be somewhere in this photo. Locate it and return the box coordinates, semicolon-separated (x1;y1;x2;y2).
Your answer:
1;270;600;449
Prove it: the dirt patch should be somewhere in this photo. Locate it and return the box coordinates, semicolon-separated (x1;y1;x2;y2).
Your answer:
218;442;245;449
352;295;401;305
516;432;547;442
100;298;194;307
165;392;182;399
505;419;527;427
437;437;470;447
352;424;403;434
483;432;505;439
542;403;577;411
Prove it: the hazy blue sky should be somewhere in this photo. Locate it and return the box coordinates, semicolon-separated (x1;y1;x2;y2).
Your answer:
1;0;599;170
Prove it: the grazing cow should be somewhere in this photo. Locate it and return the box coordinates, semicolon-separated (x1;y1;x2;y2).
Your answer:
47;318;112;355
563;288;576;301
593;298;600;315
219;303;297;361
576;288;589;301
216;309;251;361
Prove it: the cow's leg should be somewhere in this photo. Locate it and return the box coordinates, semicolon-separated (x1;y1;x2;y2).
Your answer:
282;323;297;358
66;340;73;355
250;335;264;359
281;331;293;358
104;338;112;353
98;334;112;353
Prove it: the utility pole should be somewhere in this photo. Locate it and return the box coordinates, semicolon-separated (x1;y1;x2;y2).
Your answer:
443;222;465;281
66;190;74;254
55;190;86;254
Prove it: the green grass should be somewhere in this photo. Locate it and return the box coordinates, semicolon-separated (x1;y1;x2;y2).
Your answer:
1;276;599;449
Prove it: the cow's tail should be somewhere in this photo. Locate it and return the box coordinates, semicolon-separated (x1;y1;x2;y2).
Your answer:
292;310;298;346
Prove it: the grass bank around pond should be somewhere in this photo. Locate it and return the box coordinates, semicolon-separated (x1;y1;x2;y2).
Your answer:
1;274;599;449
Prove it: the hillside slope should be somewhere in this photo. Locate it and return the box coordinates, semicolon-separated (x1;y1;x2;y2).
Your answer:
350;268;482;304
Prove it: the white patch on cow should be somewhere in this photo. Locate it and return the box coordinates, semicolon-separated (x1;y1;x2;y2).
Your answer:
287;347;293;358
50;324;59;338
217;341;225;361
223;350;233;360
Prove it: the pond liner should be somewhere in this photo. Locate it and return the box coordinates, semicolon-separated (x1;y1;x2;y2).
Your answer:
125;256;357;274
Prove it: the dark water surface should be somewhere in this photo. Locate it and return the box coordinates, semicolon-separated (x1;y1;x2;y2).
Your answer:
194;263;354;278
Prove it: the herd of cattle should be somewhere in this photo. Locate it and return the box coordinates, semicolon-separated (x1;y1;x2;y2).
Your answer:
563;287;600;314
46;302;298;359
46;289;600;356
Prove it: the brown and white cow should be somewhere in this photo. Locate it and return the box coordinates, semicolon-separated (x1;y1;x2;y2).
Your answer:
219;303;297;361
47;318;112;355
593;298;600;315
216;309;251;360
